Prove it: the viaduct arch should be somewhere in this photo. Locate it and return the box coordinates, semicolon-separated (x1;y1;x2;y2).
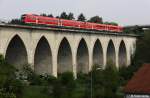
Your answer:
119;40;127;67
107;40;116;65
93;39;103;66
0;24;137;77
57;37;73;74
77;38;89;73
5;35;28;69
34;36;52;74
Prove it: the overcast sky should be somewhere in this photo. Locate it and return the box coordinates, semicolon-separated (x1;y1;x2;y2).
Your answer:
0;0;150;26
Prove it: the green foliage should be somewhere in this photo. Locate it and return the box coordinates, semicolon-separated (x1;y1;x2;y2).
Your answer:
103;64;119;89
68;12;75;20
77;13;86;22
59;12;75;20
58;72;75;85
52;72;76;98
118;29;150;86
16;64;33;80
104;21;118;26
0;92;16;98
106;59;116;69
40;13;47;17
22;86;51;98
40;13;53;17
124;25;144;35
71;86;85;98
0;57;137;98
29;74;55;86
68;64;121;98
47;14;54;17
16;64;55;86
90;64;120;98
56;16;60;18
9;19;23;24
133;31;150;65
88;16;103;23
60;12;68;19
0;55;23;98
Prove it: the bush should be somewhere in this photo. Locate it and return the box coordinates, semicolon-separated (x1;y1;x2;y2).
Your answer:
0;92;16;98
0;54;24;98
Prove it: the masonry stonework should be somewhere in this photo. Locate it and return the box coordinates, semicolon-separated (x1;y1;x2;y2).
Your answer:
0;25;136;77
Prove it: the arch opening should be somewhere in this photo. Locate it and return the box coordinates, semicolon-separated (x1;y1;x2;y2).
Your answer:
119;41;127;67
107;40;116;65
57;38;73;74
93;39;103;66
5;35;28;69
77;39;89;73
34;37;52;74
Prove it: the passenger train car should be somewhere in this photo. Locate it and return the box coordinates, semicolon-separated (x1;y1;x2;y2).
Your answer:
21;14;123;32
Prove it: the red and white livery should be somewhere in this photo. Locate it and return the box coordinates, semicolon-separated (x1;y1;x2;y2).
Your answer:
21;14;123;32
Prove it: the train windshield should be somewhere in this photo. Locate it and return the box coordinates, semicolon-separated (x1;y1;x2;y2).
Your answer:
21;14;26;21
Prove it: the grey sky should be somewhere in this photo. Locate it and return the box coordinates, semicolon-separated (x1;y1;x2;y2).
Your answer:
0;0;150;26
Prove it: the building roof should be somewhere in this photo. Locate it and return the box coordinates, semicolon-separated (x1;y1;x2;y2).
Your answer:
124;64;150;94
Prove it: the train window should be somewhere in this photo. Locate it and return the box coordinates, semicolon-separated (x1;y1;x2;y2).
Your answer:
28;16;36;20
32;14;38;16
21;14;26;20
38;18;58;23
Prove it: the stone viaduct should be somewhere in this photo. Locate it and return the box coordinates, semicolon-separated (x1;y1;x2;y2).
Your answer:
0;24;137;77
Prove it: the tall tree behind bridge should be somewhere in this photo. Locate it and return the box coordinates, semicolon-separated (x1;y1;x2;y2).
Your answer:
40;13;47;17
77;13;86;22
119;29;150;82
60;12;68;19
40;13;54;17
88;16;103;23
124;25;144;35
104;21;118;26
47;14;54;18
10;19;22;24
67;12;75;20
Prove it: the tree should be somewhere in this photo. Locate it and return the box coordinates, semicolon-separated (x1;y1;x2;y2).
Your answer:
133;30;150;65
47;14;54;18
77;13;86;22
132;25;144;35
89;65;104;98
118;30;150;84
124;25;144;35
67;12;75;20
102;63;120;98
56;16;60;18
10;19;22;24
60;12;68;19
104;21;118;26
88;16;103;23
85;64;120;98
40;13;47;16
52;72;76;98
0;55;23;98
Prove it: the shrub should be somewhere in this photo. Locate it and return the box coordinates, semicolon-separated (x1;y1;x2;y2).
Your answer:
0;92;16;98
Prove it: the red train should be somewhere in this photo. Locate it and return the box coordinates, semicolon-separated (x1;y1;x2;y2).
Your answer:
21;14;123;32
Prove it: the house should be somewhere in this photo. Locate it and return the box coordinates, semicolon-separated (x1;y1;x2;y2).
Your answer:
124;64;150;98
